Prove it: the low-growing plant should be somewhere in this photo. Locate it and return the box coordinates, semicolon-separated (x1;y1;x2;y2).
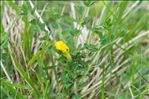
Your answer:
0;1;149;99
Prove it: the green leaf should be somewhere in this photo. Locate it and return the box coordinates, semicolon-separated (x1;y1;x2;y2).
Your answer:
39;23;45;31
99;32;107;45
30;24;41;33
70;28;80;36
84;43;98;52
43;80;50;99
1;80;23;99
9;45;40;97
30;19;38;25
20;2;30;15
81;17;92;26
51;22;59;29
28;43;51;68
84;1;95;7
41;32;50;40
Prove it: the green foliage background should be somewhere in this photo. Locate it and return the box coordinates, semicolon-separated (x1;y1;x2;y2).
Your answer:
0;1;149;99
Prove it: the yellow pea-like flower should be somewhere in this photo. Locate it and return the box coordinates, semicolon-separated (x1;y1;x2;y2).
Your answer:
55;41;72;61
55;41;69;53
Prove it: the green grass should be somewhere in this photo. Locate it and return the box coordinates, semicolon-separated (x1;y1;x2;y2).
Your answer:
0;1;149;99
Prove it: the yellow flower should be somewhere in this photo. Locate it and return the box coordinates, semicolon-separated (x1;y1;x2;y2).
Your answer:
55;41;72;61
55;41;69;53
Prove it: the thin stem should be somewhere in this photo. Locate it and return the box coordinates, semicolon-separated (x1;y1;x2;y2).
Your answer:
0;61;12;82
101;64;105;99
122;1;140;19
